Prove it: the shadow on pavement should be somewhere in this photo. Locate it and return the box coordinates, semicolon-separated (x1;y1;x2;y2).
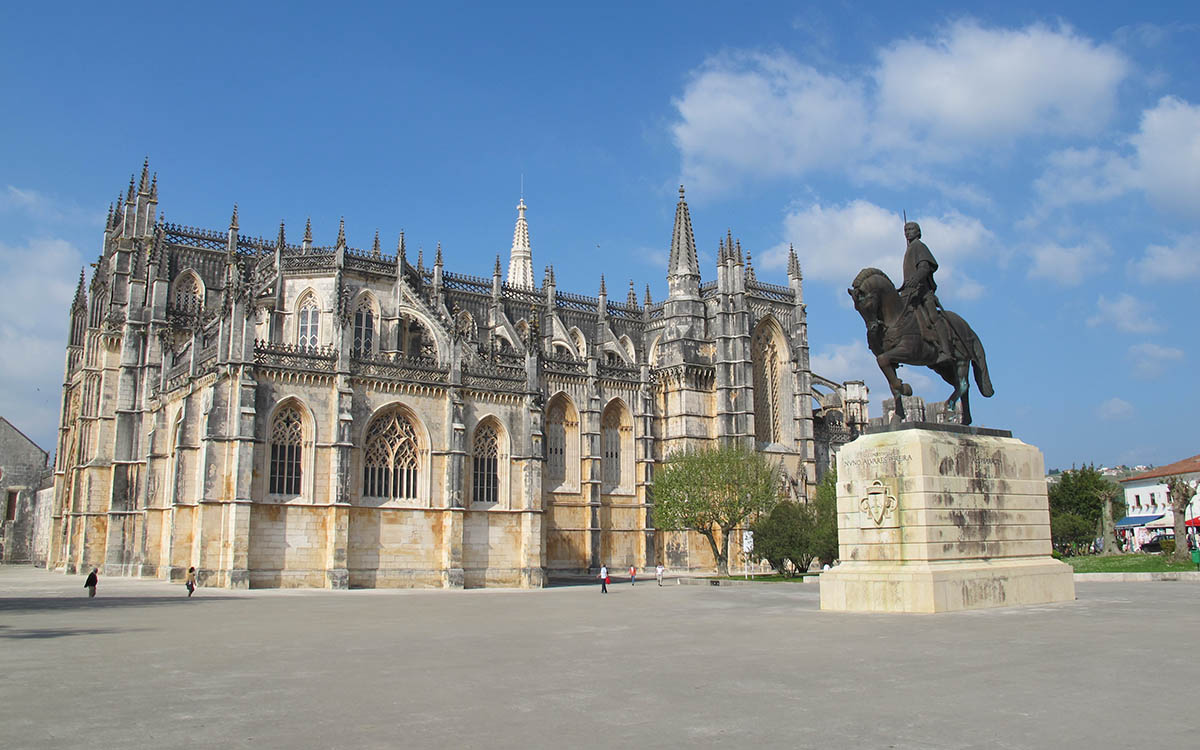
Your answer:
0;624;147;639
0;595;240;614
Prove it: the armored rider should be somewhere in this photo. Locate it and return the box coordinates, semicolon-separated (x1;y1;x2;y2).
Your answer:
899;221;953;365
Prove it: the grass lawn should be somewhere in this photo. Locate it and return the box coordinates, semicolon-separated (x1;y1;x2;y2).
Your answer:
1066;553;1199;573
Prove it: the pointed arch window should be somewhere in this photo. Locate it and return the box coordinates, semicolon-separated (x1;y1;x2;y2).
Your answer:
547;403;567;483
363;411;419;500
269;406;304;495
752;324;783;444
472;422;500;504
602;409;622;487
353;301;374;357
298;298;320;350
174;273;202;311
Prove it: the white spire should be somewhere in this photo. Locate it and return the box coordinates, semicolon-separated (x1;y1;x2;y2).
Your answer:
506;198;535;288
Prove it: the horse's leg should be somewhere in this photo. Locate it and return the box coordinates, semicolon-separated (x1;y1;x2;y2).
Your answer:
961;381;972;426
877;350;911;421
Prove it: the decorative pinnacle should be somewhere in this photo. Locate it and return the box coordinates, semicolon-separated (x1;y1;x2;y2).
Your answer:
494;255;502;276
73;267;87;306
718;236;726;263
435;242;443;266
599;275;607;296
397;230;405;259
644;284;652;307
336;217;346;248
372;230;381;258
667;183;699;279
304;217;313;243
787;243;802;279
106;203;114;229
230;204;239;232
417;247;424;272
627;280;637;307
138;158;150;193
545;265;555;285
126;175;136;202
277;220;286;249
149;173;158;201
679;184;685;199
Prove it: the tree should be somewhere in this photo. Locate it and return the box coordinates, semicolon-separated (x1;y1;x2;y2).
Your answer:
1048;466;1121;549
750;501;814;575
1166;476;1198;563
811;466;840;568
652;442;781;575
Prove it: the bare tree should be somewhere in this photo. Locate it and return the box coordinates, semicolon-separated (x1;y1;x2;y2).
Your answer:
1165;476;1198;563
1099;483;1123;555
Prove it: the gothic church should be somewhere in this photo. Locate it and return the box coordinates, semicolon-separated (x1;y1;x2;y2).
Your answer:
49;161;868;588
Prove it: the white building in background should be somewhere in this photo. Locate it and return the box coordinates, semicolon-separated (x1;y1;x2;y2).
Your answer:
1117;454;1200;547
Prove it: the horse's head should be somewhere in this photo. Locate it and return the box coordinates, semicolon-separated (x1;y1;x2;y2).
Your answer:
848;267;896;319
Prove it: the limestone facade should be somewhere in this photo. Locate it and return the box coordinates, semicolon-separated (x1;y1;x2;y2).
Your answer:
47;162;868;588
1;417;50;563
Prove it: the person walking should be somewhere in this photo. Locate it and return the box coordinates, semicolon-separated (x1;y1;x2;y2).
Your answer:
185;567;197;598
656;564;665;586
599;565;608;594
629;565;636;586
84;567;98;598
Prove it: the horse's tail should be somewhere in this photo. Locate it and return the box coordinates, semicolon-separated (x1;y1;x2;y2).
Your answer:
971;333;994;398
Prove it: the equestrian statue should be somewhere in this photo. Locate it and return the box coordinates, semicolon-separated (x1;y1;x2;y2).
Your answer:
848;221;993;425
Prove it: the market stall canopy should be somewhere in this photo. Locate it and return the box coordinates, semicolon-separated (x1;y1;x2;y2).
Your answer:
1115;514;1164;529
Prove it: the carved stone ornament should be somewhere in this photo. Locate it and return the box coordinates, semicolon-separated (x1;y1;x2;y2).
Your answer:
859;480;898;528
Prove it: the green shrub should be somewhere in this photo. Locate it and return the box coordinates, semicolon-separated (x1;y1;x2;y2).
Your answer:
1161;539;1176;556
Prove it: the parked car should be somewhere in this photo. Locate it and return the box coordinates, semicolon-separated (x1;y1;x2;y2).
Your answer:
1142;533;1175;554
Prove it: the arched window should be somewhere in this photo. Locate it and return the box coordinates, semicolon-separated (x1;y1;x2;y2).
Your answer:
472;422;500;504
269;406;303;495
752;322;783;444
353;301;374;357
545;394;579;488
601;400;633;491
363;411;419;500
173;272;202;310
298;297;320;350
455;309;477;341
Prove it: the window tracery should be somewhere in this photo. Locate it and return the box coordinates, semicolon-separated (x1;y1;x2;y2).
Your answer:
752;323;783;444
269;406;303;495
472;422;500;504
363;411;420;500
298;297;320;350
353;301;374;357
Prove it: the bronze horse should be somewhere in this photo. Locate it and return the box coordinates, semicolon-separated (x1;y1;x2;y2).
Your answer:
849;267;993;425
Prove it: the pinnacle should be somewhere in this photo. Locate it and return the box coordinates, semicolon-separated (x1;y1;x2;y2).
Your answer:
304;217;313;243
494;255;502;275
397;230;406;258
138;158;150;193
277;220;286;249
435;242;443;266
644;284;652;307
126;176;136;202
667;184;700;280
372;230;381;258
627;280;637;307
149;173;158;201
336;217;346;248
599;274;607;296
230;204;239;232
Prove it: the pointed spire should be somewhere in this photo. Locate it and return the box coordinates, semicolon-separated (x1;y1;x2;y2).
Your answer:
417;247;425;273
494;254;502;276
336;217;346;248
736;239;744;265
138;158;150;194
372;230;381;258
304;217;313;244
126;175;136;203
627;280;637;307
787;243;801;279
644;284;653;307
745;246;756;282
434;242;443;267
397;230;406;262
230;204;239;232
545;264;555;286
72;267;88;311
277;220;286;250
507;197;535;288
599;275;607;296
150;173;158;201
667;184;700;280
718;236;727;263
106;203;114;229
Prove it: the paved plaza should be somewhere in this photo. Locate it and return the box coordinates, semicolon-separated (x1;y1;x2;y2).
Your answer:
1;566;1195;749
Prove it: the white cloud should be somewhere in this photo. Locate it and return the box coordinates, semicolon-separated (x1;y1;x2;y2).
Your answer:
1086;293;1160;333
0;237;85;450
671;52;868;193
1027;241;1110;285
1130;234;1200;282
1128;342;1185;380
760;200;992;301
2;185;103;226
873;21;1128;148
1130;96;1200;216
1033;96;1200;218
1098;397;1134;421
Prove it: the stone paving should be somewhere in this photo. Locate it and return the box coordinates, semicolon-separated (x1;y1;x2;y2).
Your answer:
1;566;1195;749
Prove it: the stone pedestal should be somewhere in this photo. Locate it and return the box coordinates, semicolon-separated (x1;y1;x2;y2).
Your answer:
820;423;1074;613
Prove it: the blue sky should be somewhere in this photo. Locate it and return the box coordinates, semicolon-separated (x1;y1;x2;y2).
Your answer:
2;1;1196;470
